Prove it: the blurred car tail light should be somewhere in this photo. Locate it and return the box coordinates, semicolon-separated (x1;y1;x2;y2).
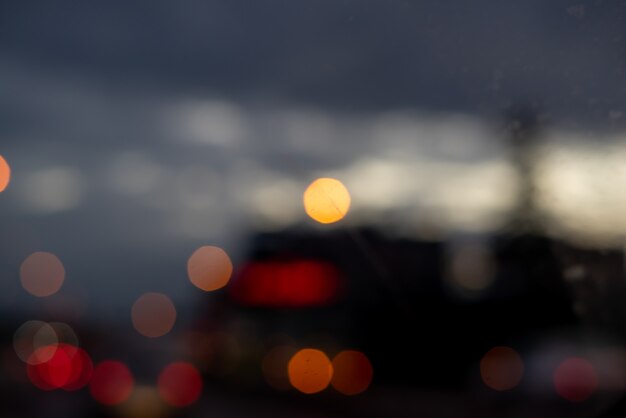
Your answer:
229;260;342;308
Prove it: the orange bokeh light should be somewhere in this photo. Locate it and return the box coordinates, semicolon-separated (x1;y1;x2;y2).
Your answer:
20;252;65;297
303;178;351;224
131;293;176;338
0;154;10;192
187;246;233;291
480;346;524;391
90;360;134;405
157;362;203;407
288;348;333;394
331;350;373;395
554;357;598;402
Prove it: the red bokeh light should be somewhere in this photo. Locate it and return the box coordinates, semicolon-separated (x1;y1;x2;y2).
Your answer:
480;346;524;391
90;360;134;405
63;347;93;391
331;350;374;395
157;362;203;407
554;357;598;402
230;260;341;308
26;344;92;391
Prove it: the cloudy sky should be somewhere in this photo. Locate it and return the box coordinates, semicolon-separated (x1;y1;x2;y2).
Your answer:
1;0;626;320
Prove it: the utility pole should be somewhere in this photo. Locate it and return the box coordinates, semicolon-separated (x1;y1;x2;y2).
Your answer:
504;104;543;233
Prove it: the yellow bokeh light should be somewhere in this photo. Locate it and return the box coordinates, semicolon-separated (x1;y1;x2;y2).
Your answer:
187;246;233;291
0;154;10;192
20;252;66;297
303;178;351;224
131;293;177;338
288;348;333;394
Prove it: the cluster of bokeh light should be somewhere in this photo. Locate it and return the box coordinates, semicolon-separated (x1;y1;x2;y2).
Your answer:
480;346;599;402
2;146;610;411
27;343;93;391
5;169;358;410
268;347;374;395
13;320;91;391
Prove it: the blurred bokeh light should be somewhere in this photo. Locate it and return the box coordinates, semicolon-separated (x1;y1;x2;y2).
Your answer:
90;360;135;406
157;362;203;408
60;346;93;391
330;350;373;396
0;154;10;192
303;178;351;224
230;260;341;308
13;320;58;365
131;293;176;338
553;357;598;402
27;344;92;391
19;252;66;297
187;245;233;292
288;348;333;394
480;346;524;391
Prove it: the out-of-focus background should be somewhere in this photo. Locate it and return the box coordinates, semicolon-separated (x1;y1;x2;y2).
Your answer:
2;1;626;417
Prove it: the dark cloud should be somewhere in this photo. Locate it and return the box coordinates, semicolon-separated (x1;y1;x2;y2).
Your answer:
1;0;625;121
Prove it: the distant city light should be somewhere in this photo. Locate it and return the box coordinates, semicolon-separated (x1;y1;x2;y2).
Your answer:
480;346;524;391
303;178;351;224
288;348;333;394
554;357;598;402
20;252;66;297
90;360;134;405
331;350;373;395
131;293;177;338
187;245;233;291
157;362;203;407
0;154;10;192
